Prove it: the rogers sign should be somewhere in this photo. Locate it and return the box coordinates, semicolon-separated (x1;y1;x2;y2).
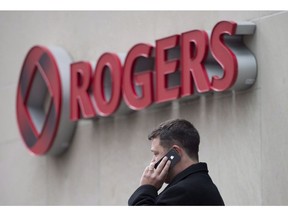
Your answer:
16;20;257;156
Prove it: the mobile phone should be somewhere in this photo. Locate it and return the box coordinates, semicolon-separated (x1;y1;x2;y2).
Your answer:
154;148;180;169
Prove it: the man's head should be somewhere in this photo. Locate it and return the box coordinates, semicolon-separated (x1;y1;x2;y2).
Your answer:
148;119;200;162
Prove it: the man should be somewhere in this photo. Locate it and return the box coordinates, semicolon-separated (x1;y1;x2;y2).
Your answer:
128;119;225;205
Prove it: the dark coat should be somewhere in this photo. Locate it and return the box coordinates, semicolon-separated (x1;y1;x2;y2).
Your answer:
128;162;225;206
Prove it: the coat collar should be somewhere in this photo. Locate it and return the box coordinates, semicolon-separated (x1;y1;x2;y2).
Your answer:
168;162;209;186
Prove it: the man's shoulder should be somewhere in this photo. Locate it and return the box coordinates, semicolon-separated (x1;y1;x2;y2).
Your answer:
170;162;209;184
168;162;215;190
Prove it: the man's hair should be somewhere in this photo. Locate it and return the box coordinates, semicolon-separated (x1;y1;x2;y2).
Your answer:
148;119;200;161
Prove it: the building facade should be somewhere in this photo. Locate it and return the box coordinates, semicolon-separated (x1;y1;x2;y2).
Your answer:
0;11;288;205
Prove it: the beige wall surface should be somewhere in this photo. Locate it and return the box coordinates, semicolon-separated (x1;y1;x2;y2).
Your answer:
0;11;288;205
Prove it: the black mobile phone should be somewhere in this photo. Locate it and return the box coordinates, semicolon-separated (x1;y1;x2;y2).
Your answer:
154;148;180;169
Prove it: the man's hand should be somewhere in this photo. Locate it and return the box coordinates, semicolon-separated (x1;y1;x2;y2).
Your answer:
140;156;171;190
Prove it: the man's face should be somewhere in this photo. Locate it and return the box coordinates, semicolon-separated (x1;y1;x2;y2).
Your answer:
150;137;167;164
150;137;173;183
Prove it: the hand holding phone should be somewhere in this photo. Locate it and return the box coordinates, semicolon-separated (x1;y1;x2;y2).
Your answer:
154;148;180;169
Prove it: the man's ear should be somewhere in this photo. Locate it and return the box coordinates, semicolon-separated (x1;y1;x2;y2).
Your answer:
172;145;182;156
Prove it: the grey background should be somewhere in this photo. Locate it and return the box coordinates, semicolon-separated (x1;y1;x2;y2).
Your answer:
0;11;288;205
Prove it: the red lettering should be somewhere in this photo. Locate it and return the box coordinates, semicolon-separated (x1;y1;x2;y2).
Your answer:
70;62;96;121
92;53;122;116
123;43;154;110
181;30;210;97
210;21;238;91
67;21;256;120
155;35;180;103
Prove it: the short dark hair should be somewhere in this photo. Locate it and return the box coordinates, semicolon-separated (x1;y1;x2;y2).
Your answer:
148;119;200;161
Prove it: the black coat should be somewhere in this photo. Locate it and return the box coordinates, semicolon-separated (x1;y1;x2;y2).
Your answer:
128;162;225;205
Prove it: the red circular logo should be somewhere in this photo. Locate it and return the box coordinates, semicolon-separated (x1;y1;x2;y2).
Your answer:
16;46;75;156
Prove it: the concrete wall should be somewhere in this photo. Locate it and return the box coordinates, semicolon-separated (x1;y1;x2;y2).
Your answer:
1;11;288;205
